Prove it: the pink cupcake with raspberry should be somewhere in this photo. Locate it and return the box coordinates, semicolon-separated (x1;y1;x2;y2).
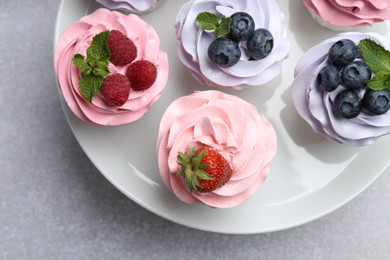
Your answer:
95;0;165;13
157;90;277;208
54;8;169;126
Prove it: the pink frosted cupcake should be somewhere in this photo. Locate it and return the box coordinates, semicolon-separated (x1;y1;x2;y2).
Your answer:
54;9;168;126
95;0;164;13
303;0;390;31
175;0;289;90
156;90;277;208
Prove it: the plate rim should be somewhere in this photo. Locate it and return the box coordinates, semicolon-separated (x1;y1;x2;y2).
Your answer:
53;0;390;234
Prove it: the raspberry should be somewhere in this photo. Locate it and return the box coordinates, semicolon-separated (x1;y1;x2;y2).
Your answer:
101;74;131;106
107;30;137;66
125;60;157;91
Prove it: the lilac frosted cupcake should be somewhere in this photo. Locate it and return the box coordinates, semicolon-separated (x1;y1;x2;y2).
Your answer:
292;32;390;146
95;0;164;13
175;0;289;90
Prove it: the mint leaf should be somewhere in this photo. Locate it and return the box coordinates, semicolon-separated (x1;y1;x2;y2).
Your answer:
93;60;110;78
195;12;231;37
358;38;390;74
72;30;111;102
215;17;231;37
79;72;103;102
196;12;220;30
93;66;110;78
358;38;390;91
367;71;390;91
86;30;110;62
72;54;89;71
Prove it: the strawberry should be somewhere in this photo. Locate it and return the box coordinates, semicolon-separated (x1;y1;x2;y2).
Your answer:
125;60;157;91
177;146;233;193
107;30;137;66
100;73;131;106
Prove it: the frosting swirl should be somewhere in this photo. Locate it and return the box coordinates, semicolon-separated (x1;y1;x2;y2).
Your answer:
95;0;163;13
175;0;289;90
157;90;277;208
304;0;390;28
54;9;168;126
292;32;390;146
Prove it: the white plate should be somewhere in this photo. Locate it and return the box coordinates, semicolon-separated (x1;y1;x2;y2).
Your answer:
54;0;390;234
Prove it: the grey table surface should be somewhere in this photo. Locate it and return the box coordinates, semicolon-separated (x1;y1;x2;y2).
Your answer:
1;0;390;259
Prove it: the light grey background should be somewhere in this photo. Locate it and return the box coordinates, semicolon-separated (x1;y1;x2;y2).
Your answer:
1;0;390;259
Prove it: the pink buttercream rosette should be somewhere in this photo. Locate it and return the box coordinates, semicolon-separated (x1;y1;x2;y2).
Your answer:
156;91;277;208
54;8;169;126
303;0;390;30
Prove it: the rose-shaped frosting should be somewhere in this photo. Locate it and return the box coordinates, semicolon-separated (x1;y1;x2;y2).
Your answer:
157;90;277;208
95;0;163;13
54;9;168;126
175;0;289;90
292;32;390;146
304;0;390;28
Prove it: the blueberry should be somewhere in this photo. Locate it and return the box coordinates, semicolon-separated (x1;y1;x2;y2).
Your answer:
328;39;358;68
247;28;274;60
229;12;255;41
341;61;371;89
317;65;341;92
333;89;362;118
363;89;390;115
208;37;241;67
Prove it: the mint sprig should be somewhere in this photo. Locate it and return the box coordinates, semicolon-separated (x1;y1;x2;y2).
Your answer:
72;30;110;102
195;12;231;38
358;38;390;91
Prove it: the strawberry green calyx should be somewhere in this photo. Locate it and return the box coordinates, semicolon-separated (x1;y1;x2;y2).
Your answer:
72;30;110;102
177;147;213;193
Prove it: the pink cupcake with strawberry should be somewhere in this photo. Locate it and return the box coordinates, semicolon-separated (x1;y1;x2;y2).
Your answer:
157;90;277;208
54;8;169;126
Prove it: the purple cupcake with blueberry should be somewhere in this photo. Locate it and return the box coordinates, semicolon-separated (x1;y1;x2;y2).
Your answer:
292;32;390;146
95;0;164;13
175;0;289;90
